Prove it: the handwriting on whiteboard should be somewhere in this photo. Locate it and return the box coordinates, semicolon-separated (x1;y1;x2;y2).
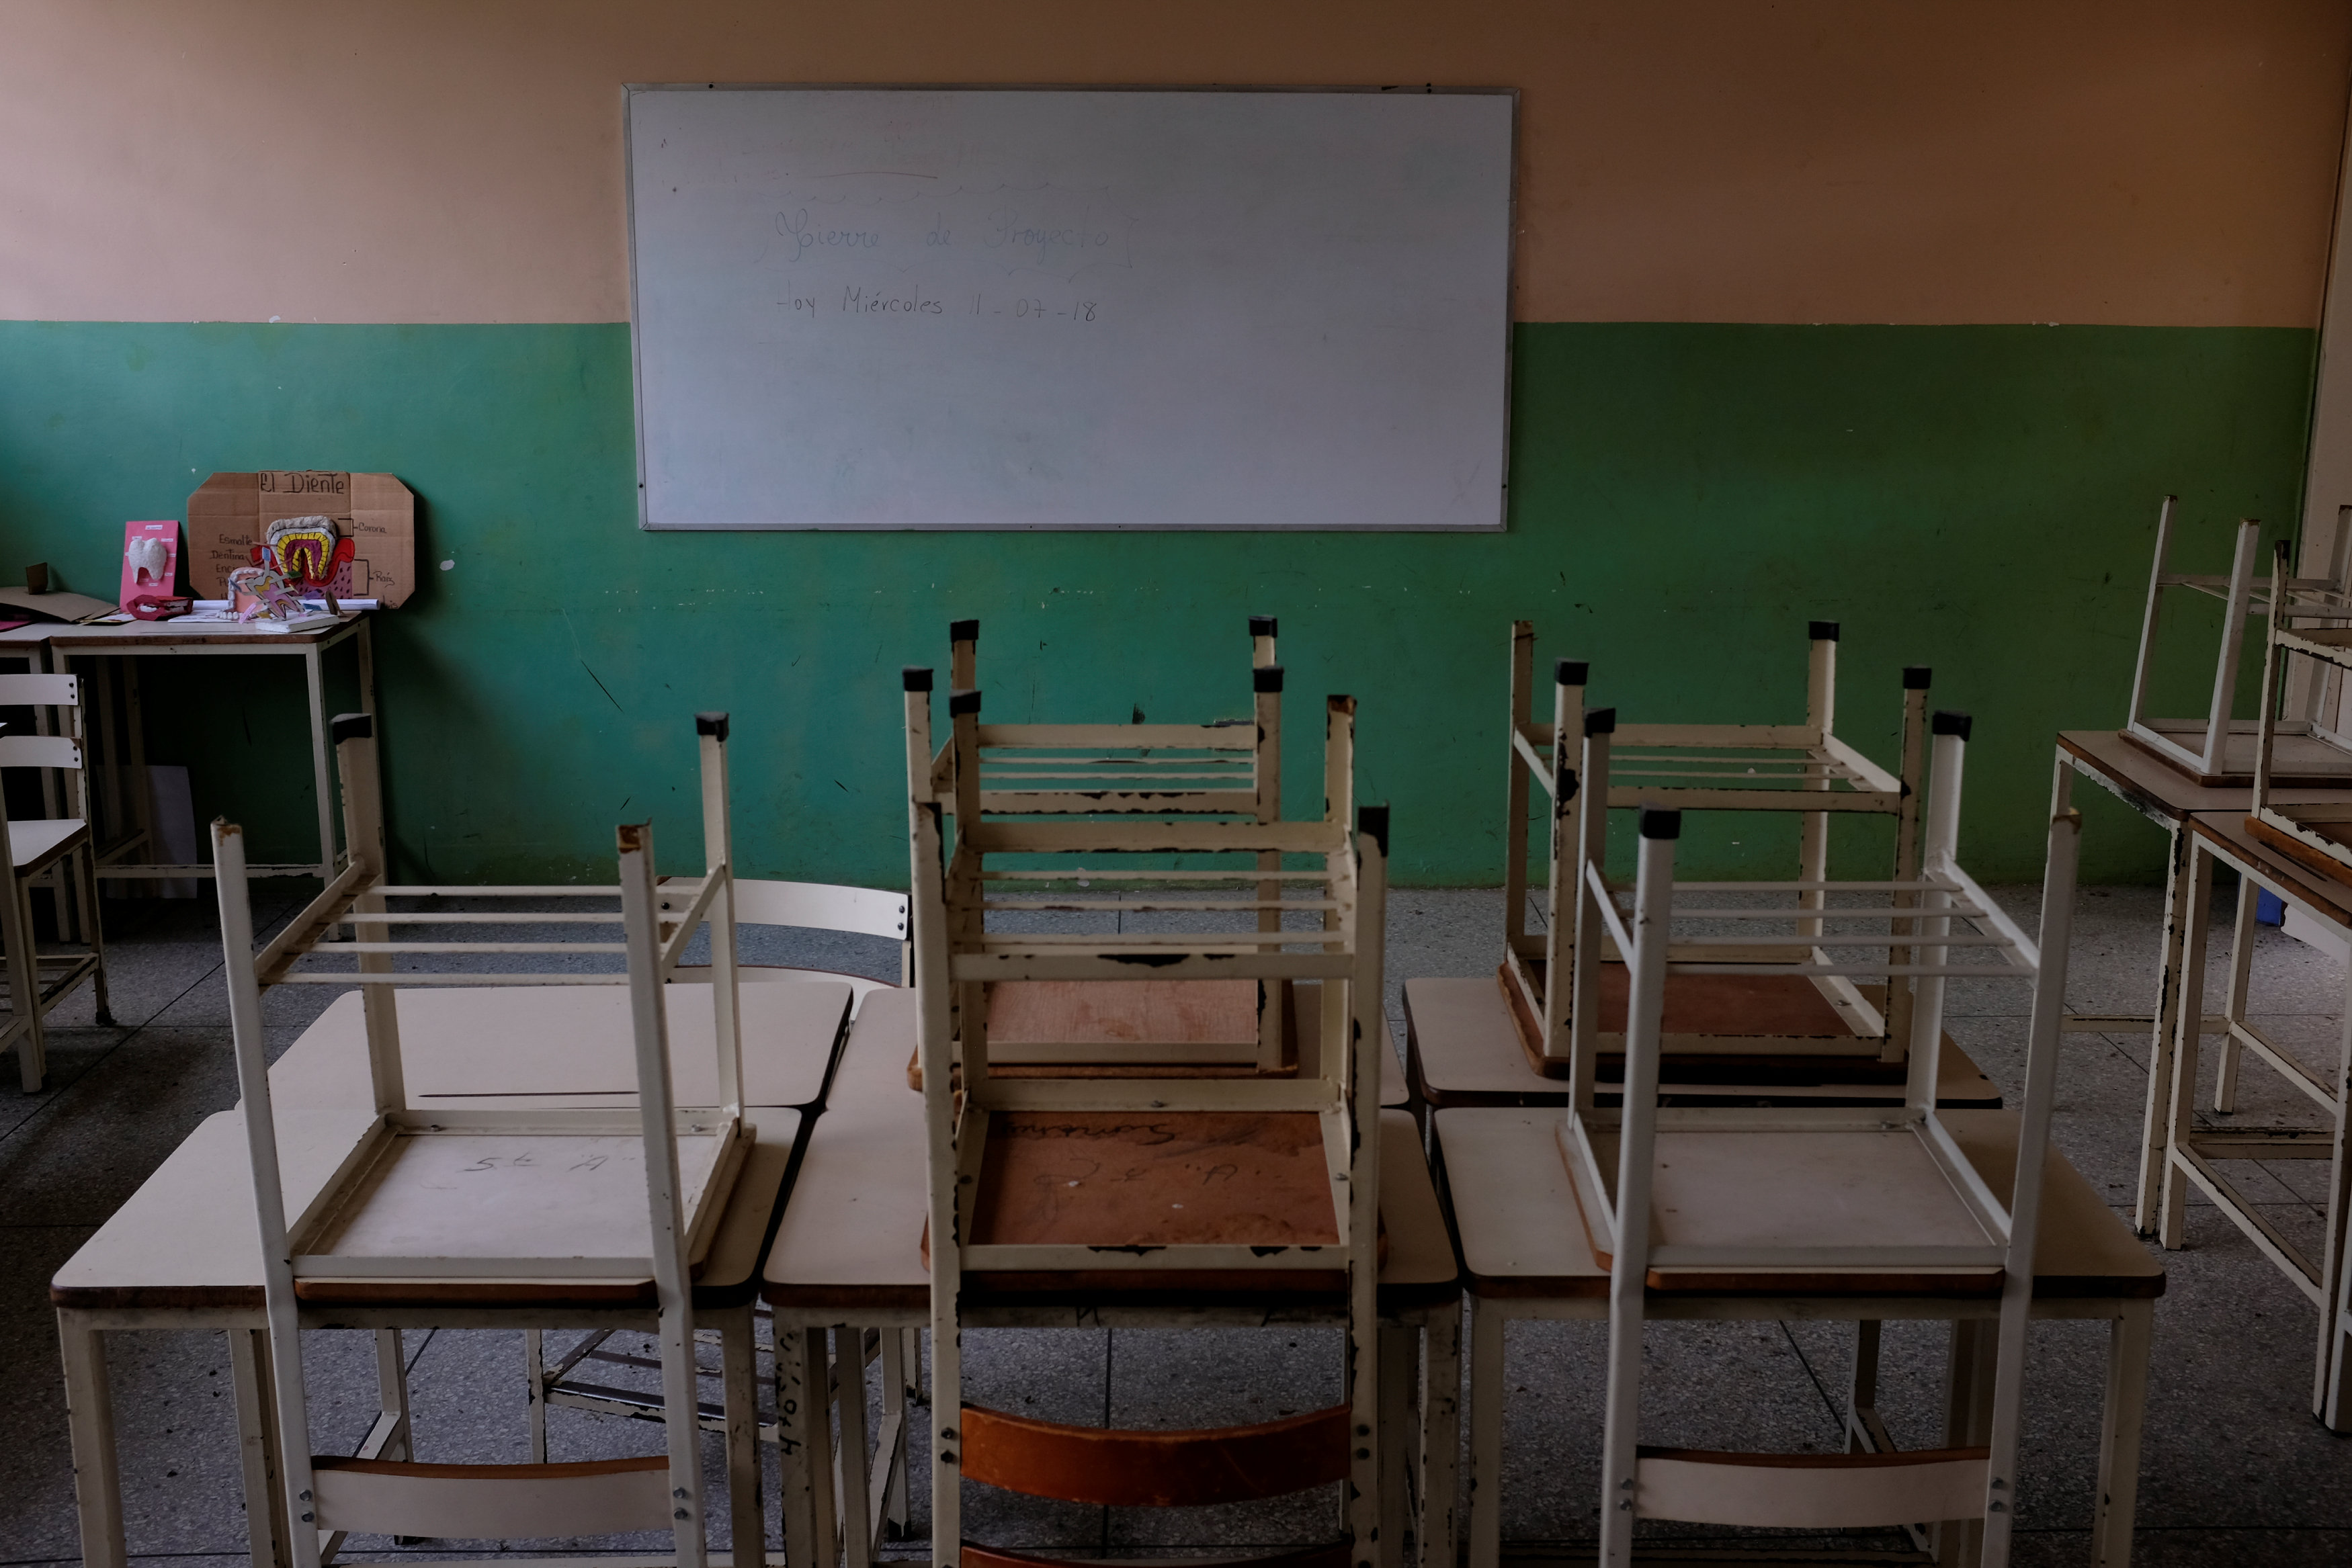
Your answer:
784;287;1101;323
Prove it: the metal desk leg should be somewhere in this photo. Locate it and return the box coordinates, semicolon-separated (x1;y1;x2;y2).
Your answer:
1379;1323;1411;1568
2135;821;2197;1235
58;1312;126;1568
2316;975;2352;1428
303;646;335;883
1419;1302;1462;1568
2214;878;2261;1113
1465;1297;1505;1568
718;1306;765;1566
3;842;46;1092
778;1325;835;1568
836;1329;873;1568
2091;1303;2152;1568
878;1328;912;1534
523;1330;549;1462
2158;842;2218;1250
1934;1317;1994;1568
357;617;377;720
2325;1211;2352;1430
227;1327;291;1568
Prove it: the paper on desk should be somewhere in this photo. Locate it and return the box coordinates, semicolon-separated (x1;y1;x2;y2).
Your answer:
0;586;120;623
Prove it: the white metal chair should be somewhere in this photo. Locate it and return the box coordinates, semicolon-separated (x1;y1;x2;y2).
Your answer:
1572;715;2081;1567
216;710;753;1567
2124;495;2352;785
907;668;1389;1568
0;670;113;1090
1501;624;1927;1080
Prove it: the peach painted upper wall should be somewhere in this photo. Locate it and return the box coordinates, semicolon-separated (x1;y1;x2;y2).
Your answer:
3;0;2347;326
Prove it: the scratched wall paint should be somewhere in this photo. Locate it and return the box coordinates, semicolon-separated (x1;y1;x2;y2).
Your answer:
0;320;2315;884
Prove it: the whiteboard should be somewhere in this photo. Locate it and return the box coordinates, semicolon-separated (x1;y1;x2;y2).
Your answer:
624;87;1514;531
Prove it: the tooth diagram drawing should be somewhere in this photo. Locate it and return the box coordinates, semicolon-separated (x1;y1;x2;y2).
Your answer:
257;514;358;593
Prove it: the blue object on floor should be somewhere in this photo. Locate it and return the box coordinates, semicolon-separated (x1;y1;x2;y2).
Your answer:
2257;888;2285;926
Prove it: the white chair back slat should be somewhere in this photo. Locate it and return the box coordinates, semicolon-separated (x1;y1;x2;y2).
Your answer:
0;735;81;772
728;877;908;941
0;672;79;707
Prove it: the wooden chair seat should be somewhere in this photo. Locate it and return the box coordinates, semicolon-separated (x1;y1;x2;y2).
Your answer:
8;815;85;873
1500;961;1902;1082
925;1110;1388;1293
1566;1124;2004;1296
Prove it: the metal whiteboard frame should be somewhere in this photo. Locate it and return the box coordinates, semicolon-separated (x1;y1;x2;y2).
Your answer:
621;82;1518;533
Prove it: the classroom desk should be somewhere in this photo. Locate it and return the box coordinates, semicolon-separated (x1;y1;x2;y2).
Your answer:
1435;1106;2162;1568
765;989;1460;1568
1401;975;2004;1127
52;977;853;1568
2053;728;2352;1235
0;613;376;885
2165;810;2352;1427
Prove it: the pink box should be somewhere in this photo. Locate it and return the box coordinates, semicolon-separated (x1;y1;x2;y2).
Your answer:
119;520;181;609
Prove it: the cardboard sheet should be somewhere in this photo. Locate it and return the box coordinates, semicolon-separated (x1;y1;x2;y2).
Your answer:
186;472;415;607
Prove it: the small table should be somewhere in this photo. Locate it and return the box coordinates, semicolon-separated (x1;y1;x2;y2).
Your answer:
2054;728;2352;1234
765;990;1458;1568
52;977;853;1568
0;613;376;886
1435;1106;2161;1568
2165;810;2352;1426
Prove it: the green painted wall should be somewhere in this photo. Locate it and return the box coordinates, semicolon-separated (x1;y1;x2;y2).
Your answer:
0;320;2316;887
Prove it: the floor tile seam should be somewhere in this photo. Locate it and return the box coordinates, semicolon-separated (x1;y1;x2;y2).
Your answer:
1773;1317;1851;1446
0;894;300;1156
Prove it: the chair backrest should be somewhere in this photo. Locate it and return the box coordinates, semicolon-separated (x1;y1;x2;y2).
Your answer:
716;877;908;941
661;875;910;997
1582;722;2082;1568
0;673;85;773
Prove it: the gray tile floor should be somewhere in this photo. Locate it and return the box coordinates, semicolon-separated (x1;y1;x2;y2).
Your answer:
5;885;2352;1565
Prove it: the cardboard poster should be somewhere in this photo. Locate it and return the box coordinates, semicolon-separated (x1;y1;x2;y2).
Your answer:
185;472;415;607
118;520;180;609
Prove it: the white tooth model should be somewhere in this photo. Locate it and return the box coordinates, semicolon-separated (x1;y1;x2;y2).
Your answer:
124;535;169;587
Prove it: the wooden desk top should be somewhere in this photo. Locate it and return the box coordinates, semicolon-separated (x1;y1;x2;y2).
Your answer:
266;981;851;1110
26;611;367;650
1435;1106;2161;1302
1403;975;2001;1110
2186;810;2352;928
50;1107;800;1313
2057;728;2352;824
762;1098;1456;1315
